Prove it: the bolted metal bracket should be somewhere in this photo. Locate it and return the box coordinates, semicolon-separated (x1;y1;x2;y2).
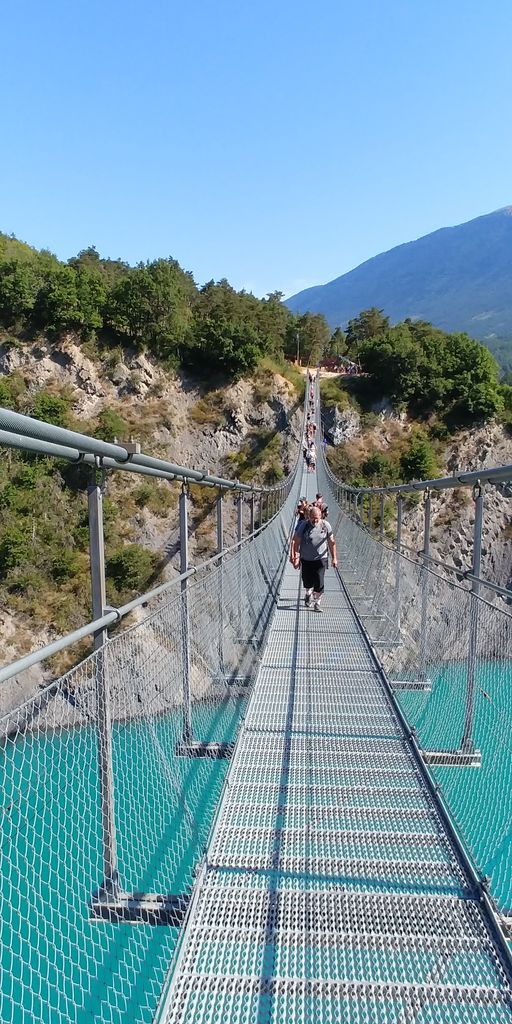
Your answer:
422;748;482;768
175;740;234;759
391;679;432;692
90;887;189;926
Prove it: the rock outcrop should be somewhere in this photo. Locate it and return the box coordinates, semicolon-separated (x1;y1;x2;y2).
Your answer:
323;403;361;445
0;334;302;706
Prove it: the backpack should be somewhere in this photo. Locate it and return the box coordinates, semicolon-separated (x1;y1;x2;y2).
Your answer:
303;519;328;539
302;519;330;564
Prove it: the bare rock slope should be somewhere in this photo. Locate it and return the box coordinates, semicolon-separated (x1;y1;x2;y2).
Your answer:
0;336;302;711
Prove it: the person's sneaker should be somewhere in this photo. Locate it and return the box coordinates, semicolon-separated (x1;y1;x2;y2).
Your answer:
304;594;312;607
313;602;323;613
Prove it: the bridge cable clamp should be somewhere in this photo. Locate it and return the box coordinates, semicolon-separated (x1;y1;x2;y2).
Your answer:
103;605;122;624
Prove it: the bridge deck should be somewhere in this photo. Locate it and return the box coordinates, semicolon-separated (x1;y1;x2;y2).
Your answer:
157;474;512;1024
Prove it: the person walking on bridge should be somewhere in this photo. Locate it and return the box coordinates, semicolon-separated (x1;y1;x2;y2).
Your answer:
290;505;337;611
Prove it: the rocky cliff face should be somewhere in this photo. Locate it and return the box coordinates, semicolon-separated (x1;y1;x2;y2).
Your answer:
0;335;303;701
323;404;361;445
0;336;301;471
401;424;512;590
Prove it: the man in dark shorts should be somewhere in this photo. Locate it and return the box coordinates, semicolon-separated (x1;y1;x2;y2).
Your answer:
290;505;337;611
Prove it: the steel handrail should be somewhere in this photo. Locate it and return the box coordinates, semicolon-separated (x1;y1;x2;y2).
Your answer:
0;508;284;687
0;408;256;491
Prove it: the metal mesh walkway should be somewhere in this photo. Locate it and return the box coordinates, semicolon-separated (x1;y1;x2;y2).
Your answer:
155;471;512;1024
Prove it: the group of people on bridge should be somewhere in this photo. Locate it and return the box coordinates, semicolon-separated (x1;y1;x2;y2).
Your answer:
290;494;337;612
304;376;318;471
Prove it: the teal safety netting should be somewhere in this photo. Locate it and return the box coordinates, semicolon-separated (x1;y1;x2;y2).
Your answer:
318;457;512;919
0;478;302;1024
155;462;512;1024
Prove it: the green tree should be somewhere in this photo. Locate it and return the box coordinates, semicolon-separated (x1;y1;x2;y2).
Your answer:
106;258;195;358
444;333;502;420
359;320;502;424
399;433;437;482
0;258;38;326
0;525;32;574
257;291;294;356
94;408;128;442
359;324;420;405
34;264;81;331
361;452;393;484
346;307;389;352
68;247;130;287
0;373;26;410
190;314;262;377
106;545;156;593
75;264;107;331
328;326;347;358
297;312;330;366
30;391;72;427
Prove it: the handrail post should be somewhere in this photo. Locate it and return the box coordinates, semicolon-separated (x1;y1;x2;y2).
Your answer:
250;492;255;536
237;492;243;638
217;488;225;674
461;483;484;753
88;467;118;895
394;493;403;635
380;493;385;542
179;484;192;744
419;488;431;680
368;494;373;534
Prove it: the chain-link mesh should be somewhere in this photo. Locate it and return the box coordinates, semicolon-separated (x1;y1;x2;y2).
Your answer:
154;460;512;1024
0;476;301;1024
318;458;512;917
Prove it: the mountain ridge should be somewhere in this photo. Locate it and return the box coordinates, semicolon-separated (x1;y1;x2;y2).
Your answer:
286;207;512;361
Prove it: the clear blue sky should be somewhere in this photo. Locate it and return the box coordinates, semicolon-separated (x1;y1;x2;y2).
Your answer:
2;0;511;298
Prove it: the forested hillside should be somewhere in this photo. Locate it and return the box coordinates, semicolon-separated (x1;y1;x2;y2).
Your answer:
321;307;512;491
1;230;511;678
286;207;512;370
0;230;342;673
0;233;338;375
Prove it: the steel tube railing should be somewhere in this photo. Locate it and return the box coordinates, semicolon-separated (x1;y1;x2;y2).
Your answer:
0;429;178;481
179;486;192;744
0;507;285;687
88;475;119;894
419;489;431;681
328;463;512;495
0;408;257;491
461;484;484;754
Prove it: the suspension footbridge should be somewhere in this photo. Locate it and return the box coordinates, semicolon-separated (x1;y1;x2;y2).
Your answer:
0;391;511;1023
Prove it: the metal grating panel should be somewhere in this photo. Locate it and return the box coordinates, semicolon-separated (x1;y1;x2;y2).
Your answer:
156;491;512;1024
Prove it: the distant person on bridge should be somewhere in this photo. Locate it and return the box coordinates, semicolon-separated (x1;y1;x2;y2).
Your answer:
313;493;327;517
290;505;337;612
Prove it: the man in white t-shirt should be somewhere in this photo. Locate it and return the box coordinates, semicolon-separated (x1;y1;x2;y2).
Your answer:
290;505;337;611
